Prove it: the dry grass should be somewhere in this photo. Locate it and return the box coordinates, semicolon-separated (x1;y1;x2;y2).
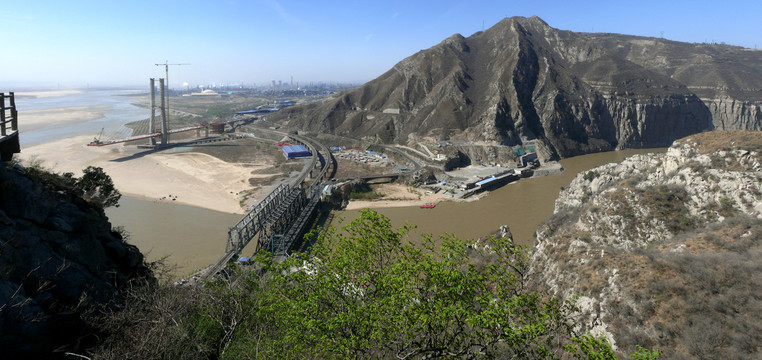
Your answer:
540;215;762;358
191;138;280;163
679;130;762;155
333;158;395;178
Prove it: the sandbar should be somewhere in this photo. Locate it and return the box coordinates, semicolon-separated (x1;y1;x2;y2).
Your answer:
344;183;448;210
20;135;260;214
19;106;110;132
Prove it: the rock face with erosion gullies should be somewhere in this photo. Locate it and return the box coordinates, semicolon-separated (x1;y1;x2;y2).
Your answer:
277;16;762;159
590;35;762;131
528;130;762;358
0;165;153;357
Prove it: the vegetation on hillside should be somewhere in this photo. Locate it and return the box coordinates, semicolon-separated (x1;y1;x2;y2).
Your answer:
1;162;149;358
531;131;762;358
21;159;121;208
91;210;658;359
346;182;384;200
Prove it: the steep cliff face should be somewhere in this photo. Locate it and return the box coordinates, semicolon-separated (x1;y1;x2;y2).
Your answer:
276;17;762;160
704;96;762;130
0;165;152;357
590;34;762;132
528;130;762;358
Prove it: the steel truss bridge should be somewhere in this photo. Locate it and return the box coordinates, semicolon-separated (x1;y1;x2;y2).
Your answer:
202;132;333;279
225;183;315;257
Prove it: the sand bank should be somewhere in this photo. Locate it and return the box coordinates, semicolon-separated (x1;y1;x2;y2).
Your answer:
14;90;84;98
20;135;259;214
344;183;449;210
19;106;110;132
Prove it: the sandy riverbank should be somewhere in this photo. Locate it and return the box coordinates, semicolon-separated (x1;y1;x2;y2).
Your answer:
344;183;452;210
20;135;261;214
19;106;110;132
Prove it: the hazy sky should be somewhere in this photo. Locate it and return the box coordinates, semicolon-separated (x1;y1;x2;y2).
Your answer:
2;0;759;90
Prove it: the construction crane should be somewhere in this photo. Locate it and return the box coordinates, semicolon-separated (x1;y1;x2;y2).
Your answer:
91;127;104;145
155;61;190;128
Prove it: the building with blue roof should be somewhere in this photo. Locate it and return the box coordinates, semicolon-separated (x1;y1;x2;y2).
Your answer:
282;144;311;158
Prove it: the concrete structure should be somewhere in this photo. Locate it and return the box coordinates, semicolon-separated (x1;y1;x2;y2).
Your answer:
93;77;205;148
159;79;168;145
520;152;539;167
209;122;226;134
149;78;157;146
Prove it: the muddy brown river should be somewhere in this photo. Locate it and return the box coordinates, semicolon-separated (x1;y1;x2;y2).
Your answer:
105;196;241;277
107;147;665;276
332;148;666;246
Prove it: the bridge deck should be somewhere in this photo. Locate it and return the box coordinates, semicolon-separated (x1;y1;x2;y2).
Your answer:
203;130;335;280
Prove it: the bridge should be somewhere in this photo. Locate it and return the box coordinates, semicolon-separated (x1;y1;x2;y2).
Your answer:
0;93;20;161
202;130;334;279
87;124;208;147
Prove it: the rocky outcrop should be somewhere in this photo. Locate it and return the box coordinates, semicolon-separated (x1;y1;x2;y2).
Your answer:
704;96;762;130
0;165;152;358
528;130;762;358
274;17;762;160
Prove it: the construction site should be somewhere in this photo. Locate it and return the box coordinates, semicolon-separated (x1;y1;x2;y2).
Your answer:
15;68;553;281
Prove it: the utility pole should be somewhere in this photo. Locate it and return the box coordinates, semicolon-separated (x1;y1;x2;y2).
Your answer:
155;61;190;131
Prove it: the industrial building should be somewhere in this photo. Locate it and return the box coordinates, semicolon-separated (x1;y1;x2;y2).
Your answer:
461;170;521;193
282;144;311;159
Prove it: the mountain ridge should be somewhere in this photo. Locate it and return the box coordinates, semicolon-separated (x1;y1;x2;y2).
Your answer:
274;16;760;160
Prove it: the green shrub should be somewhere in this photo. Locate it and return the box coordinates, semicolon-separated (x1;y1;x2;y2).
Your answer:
584;170;600;181
76;166;122;208
93;210;642;359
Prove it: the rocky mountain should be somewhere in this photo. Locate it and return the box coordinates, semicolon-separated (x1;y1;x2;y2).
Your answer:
528;130;762;358
276;16;761;159
0;165;153;358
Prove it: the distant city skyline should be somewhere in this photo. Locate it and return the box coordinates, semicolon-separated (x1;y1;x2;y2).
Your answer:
2;0;759;90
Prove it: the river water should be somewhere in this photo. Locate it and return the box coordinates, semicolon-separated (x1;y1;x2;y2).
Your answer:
333;148;666;246
18;89;241;276
104;148;663;276
17;89;666;274
16;89;146;147
105;196;241;277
